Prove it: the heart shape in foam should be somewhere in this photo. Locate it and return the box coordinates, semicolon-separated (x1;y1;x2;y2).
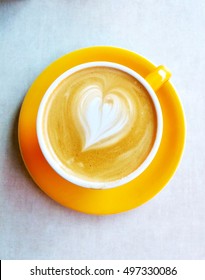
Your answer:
76;85;134;150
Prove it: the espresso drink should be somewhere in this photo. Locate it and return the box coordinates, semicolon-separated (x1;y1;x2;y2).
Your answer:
41;67;157;182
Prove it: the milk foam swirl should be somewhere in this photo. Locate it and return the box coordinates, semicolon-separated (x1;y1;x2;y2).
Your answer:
43;66;157;183
74;85;135;150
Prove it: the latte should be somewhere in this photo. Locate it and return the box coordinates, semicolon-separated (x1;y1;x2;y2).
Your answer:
40;66;157;183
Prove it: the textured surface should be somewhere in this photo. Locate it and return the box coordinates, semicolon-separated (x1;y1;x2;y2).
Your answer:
0;0;205;259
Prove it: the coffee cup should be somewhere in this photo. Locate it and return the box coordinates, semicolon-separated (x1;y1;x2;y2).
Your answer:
37;61;171;189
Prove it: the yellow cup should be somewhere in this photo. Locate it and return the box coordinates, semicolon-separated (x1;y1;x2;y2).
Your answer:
18;46;185;214
36;61;171;189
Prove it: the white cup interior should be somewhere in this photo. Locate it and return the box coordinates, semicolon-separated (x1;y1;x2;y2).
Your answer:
37;62;163;189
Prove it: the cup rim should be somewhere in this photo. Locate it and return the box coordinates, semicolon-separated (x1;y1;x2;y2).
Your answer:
36;61;163;189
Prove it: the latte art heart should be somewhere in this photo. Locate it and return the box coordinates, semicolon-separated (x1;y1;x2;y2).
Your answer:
76;85;134;150
43;66;157;183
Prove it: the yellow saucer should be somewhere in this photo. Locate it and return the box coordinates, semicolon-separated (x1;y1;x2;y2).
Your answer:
18;46;186;215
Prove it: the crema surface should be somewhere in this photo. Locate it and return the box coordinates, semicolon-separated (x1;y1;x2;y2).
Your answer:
42;67;157;182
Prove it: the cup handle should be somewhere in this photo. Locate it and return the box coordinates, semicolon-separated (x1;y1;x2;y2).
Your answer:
145;65;172;91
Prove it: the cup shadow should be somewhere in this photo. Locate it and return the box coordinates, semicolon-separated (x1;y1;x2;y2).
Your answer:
5;98;85;215
4;99;58;204
6;100;40;189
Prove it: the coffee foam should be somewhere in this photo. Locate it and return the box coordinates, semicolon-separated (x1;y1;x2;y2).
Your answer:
42;67;157;183
74;84;135;150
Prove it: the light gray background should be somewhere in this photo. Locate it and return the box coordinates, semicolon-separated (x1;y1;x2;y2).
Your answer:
0;0;205;260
